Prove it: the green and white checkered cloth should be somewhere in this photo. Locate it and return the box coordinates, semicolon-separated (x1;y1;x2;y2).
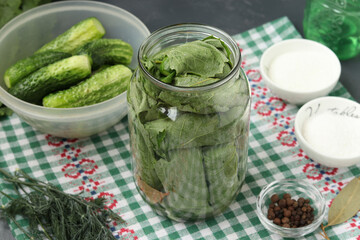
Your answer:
1;16;359;240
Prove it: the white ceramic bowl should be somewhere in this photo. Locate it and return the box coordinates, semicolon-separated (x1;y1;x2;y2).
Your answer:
0;1;150;138
260;39;341;105
295;96;360;167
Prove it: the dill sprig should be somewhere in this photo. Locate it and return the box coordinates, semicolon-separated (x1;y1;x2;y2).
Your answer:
0;168;125;240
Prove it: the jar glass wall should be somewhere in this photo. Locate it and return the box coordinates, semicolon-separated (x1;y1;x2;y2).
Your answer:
127;24;251;221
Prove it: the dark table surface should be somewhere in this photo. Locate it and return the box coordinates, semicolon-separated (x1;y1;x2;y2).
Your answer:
1;0;359;239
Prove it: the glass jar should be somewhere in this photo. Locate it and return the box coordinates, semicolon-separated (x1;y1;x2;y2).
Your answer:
127;24;251;221
303;0;360;60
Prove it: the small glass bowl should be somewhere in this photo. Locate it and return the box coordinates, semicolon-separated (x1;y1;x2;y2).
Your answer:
256;179;326;238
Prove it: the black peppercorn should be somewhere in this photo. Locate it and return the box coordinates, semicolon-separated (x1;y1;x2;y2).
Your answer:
278;199;286;208
273;218;281;225
284;210;291;217
281;217;290;224
286;198;293;207
282;223;290;228
283;193;291;199
266;193;315;229
271;194;279;203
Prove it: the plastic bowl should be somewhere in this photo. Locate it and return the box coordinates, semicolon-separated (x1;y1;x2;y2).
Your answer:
295;96;360;167
256;179;326;238
0;1;150;138
260;39;341;105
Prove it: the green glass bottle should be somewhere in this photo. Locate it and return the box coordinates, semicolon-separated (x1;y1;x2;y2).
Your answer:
303;0;360;60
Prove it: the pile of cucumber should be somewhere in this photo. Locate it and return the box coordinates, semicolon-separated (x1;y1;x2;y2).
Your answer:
4;17;133;108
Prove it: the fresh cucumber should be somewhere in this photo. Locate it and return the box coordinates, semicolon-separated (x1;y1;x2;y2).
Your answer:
9;55;92;104
36;17;105;54
75;39;133;69
43;64;132;108
4;51;71;88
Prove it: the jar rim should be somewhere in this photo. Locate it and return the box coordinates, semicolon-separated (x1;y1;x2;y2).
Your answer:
138;23;242;92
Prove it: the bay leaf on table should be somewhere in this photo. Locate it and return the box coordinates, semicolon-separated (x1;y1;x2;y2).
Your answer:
326;177;360;227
